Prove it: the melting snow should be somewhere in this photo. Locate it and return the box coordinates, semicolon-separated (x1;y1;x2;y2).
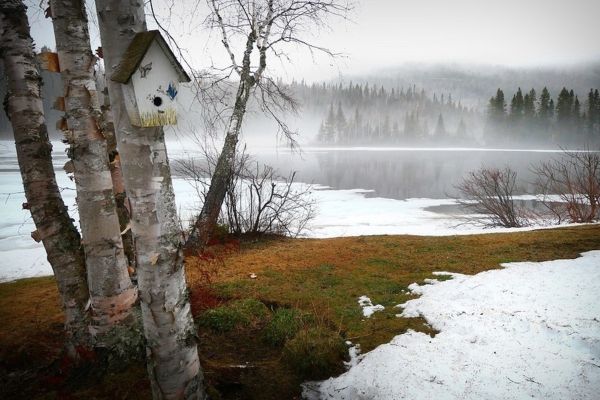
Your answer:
0;140;596;282
306;251;600;399
358;295;385;318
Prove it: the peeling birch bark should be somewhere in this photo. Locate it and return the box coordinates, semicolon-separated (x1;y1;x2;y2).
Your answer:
49;0;137;341
187;31;258;248
96;69;135;267
94;1;206;398
0;0;90;347
189;77;253;247
99;88;136;268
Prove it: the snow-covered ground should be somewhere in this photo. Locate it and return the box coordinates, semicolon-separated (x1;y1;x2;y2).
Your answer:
306;251;600;400
0;140;588;281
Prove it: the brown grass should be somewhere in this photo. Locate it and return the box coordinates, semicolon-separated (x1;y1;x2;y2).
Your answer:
0;277;64;367
188;225;600;353
1;224;599;399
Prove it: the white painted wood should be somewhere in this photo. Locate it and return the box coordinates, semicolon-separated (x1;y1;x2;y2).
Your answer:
129;41;182;127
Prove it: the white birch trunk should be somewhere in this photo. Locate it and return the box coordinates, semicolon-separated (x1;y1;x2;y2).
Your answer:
189;76;253;246
49;0;137;341
187;32;257;247
94;1;206;398
97;64;136;268
0;0;90;348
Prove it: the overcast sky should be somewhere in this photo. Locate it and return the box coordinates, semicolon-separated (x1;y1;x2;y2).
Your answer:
27;0;600;82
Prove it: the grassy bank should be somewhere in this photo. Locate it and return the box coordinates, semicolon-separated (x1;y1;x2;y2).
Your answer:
2;225;599;399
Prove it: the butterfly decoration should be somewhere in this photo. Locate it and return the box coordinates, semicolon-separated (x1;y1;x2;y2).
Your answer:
139;62;152;78
166;82;178;100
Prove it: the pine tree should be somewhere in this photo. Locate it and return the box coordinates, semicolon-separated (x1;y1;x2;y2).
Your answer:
335;101;347;144
510;87;524;122
573;96;581;128
456;118;468;140
556;87;573;124
381;114;391;142
326;103;337;143
317;122;326;143
487;89;506;138
493;89;506;117
523;88;536;118
587;89;596;134
434;113;447;139
586;88;600;137
352;107;362;142
538;87;552;124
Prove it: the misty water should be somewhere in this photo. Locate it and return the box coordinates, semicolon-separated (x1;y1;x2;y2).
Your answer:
0;140;584;282
0;140;569;202
183;146;564;200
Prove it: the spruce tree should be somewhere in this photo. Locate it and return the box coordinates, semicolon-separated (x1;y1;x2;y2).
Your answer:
456;119;468;140
538;87;552;121
587;89;595;133
323;103;337;144
434;113;447;139
487;89;506;140
510;87;524;122
523;89;536;118
556;87;573;124
335;101;347;143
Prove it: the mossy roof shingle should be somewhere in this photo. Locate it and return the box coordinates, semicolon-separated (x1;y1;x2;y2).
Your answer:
110;30;191;84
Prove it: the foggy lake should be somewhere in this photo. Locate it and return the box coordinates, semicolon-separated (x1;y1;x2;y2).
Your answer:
0;140;572;201
183;146;567;200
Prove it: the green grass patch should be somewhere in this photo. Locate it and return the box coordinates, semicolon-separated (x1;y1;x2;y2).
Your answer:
262;308;304;346
3;225;600;400
282;327;347;379
198;298;269;333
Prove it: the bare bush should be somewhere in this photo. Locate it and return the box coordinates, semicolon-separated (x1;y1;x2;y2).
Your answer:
225;163;315;236
176;146;316;238
533;150;600;223
455;167;529;228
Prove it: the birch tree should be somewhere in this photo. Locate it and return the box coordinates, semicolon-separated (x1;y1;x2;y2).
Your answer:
0;0;90;349
96;62;136;268
47;0;137;342
95;0;206;398
186;0;351;247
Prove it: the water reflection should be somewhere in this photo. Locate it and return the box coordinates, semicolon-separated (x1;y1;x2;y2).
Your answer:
252;148;562;200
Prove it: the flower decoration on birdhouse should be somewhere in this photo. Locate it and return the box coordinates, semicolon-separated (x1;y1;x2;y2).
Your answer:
166;82;178;100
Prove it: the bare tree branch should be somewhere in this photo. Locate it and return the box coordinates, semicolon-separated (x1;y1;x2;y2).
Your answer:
455;167;529;228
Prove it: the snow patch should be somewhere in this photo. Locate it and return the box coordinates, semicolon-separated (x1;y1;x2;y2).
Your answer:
0;140;597;281
310;251;600;400
358;295;385;318
343;341;361;369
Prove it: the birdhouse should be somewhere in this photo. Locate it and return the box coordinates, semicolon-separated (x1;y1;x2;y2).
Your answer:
111;30;190;127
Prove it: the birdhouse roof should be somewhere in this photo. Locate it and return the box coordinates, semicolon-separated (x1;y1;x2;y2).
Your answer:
111;30;191;84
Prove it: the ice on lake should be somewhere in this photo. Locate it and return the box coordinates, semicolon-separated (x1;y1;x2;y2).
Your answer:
0;140;575;281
